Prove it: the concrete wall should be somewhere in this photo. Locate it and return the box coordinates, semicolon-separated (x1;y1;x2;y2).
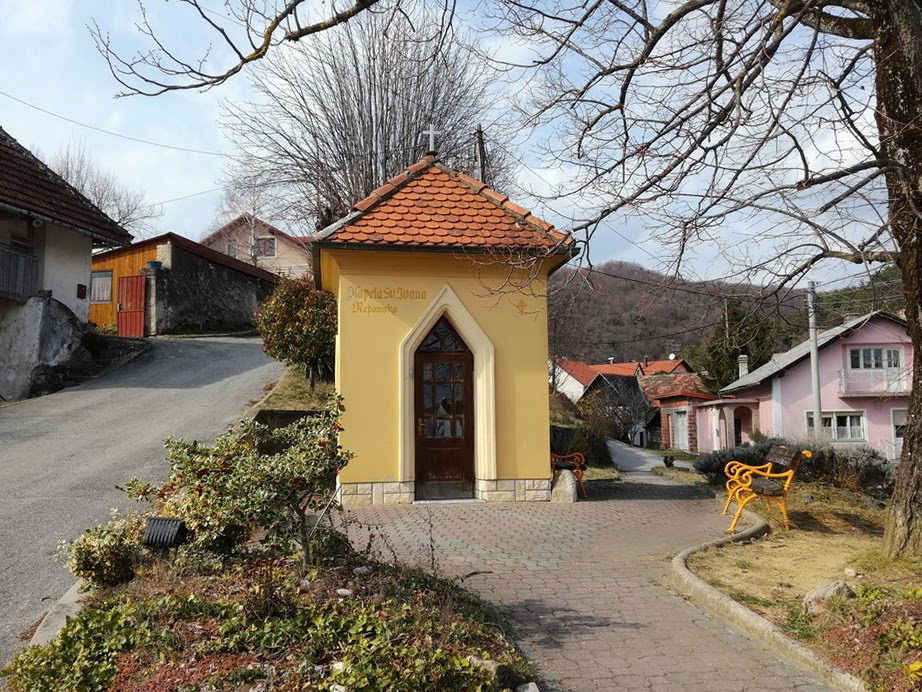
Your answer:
0;295;85;399
146;242;275;334
39;225;93;321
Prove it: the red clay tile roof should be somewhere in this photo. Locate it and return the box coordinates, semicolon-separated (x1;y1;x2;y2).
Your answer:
201;213;312;250
93;232;278;284
0;126;131;246
316;156;572;252
590;362;644;377
643;358;691;374
639;373;715;403
555;358;600;387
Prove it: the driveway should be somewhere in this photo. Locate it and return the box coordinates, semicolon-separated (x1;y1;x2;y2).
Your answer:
0;336;283;662
346;443;831;691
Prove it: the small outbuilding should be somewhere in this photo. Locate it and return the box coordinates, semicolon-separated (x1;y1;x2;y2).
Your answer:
89;233;277;337
314;154;574;504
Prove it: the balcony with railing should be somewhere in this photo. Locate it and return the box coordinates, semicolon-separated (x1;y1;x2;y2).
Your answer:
0;245;38;302
838;368;910;396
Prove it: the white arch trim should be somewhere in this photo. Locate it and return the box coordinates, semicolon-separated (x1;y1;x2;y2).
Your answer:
398;284;496;484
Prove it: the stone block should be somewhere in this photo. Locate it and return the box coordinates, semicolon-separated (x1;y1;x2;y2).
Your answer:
495;480;516;491
525;478;550;490
525;489;550;502
340;493;375;507
382;492;414;504
476;479;497;493
372;484;384;505
381;482;406;494
483;490;516;503
514;480;526;502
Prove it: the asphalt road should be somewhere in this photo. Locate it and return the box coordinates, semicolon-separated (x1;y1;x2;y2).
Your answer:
0;336;283;662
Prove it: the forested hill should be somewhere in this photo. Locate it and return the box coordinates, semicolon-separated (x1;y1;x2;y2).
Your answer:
548;261;904;368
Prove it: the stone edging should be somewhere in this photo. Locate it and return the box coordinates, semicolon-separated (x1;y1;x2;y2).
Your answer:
29;580;87;646
671;512;864;692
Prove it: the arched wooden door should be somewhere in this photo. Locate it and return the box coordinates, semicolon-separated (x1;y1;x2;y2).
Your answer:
414;317;474;500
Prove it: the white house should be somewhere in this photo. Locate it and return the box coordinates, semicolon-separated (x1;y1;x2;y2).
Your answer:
0;125;132;399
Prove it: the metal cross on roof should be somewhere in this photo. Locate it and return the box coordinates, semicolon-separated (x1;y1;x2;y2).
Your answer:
421;123;440;154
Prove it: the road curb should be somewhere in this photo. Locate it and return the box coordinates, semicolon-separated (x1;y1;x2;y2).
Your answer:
671;512;864;692
29;580;87;647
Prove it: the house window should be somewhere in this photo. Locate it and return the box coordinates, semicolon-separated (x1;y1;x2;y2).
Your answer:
806;411;865;441
254;236;276;257
89;271;112;303
849;347;900;370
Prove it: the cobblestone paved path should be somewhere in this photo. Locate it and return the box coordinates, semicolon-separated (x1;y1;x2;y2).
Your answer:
345;444;832;691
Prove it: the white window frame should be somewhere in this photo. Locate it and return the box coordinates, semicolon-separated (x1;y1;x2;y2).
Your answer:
805;409;866;442
89;270;113;304
848;345;901;371
253;236;277;258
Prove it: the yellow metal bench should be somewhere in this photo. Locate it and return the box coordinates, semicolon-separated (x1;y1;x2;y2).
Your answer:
721;445;811;533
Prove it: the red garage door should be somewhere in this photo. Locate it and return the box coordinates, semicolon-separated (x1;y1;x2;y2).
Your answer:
117;275;146;338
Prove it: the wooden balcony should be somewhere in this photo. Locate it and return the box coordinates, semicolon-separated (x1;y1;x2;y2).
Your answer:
0;245;38;303
837;369;910;396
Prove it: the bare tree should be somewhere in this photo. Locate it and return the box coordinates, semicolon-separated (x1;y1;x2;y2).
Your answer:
221;12;515;229
485;1;922;558
48;140;161;237
89;0;922;557
579;377;653;443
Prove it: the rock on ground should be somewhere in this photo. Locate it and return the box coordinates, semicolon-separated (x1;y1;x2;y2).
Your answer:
803;580;855;614
551;469;578;503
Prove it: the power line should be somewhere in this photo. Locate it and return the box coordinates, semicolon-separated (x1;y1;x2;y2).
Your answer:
0;89;230;157
148;187;226;206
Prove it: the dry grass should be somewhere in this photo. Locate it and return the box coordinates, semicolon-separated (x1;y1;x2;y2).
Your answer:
259;366;333;410
688;481;922;690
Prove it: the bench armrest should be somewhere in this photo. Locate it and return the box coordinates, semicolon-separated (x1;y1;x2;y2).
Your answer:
737;467;797;491
725;460;771;479
552;452;587;471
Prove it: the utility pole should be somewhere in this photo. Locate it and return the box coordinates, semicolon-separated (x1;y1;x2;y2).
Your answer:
807;280;823;438
474;124;487;183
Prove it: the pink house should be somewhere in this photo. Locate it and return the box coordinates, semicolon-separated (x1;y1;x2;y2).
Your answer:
695;311;911;461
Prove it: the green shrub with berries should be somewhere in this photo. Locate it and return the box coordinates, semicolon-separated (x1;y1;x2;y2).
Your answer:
125;399;352;570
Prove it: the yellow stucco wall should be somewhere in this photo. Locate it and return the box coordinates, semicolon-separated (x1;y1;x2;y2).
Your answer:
319;248;556;485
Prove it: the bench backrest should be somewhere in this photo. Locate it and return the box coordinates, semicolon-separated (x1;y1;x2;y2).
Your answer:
765;445;805;476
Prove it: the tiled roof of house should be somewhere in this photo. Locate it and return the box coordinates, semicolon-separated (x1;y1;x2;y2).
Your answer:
0;126;131;246
92;232;278;284
591;362;643;377
555;357;601;387
719;310;907;395
201;213;312;250
642;358;690;374
640;373;715;403
315;156;573;252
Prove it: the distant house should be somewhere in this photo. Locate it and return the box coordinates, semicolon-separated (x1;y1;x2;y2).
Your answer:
0;125;132;399
637;357;693;374
550;357;644;402
200;213;312;278
90;233;277;337
696;311;911;461
640;373;716;452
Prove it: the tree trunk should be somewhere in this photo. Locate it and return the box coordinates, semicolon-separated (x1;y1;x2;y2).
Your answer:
308;367;316;390
875;1;922;557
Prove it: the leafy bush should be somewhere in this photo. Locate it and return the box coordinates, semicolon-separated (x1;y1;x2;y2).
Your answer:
2;598;143;690
256;277;336;388
796;443;892;495
693;439;782;482
57;511;147;587
126;402;353;570
567;426;613;468
694;438;894;494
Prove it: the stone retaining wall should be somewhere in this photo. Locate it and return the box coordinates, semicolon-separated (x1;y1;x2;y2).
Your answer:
339;479;552;506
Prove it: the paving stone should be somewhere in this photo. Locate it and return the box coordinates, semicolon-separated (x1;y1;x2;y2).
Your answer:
341;460;833;691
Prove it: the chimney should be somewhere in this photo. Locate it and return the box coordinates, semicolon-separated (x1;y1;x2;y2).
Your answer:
738;354;750;378
607;357;615;364
643;355;650;368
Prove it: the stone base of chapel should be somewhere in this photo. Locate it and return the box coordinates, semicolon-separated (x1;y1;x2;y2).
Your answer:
338;479;551;506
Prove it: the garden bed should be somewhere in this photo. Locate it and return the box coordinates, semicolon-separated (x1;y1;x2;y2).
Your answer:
259;366;334;411
3;549;532;691
688;481;921;691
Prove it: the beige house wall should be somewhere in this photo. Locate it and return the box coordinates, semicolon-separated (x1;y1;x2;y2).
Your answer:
201;225;311;277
